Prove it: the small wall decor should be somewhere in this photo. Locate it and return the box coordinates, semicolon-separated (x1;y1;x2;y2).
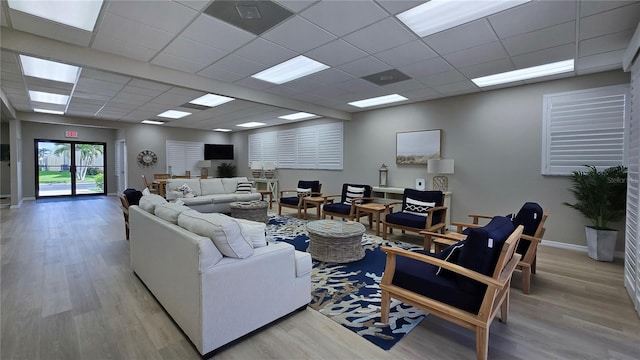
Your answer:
137;150;157;167
396;129;442;165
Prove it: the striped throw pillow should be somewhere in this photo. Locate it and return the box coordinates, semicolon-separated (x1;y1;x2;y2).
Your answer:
403;197;435;216
297;187;312;197
343;186;365;205
236;182;253;194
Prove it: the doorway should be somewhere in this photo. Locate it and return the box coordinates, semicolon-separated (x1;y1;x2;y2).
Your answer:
35;140;107;198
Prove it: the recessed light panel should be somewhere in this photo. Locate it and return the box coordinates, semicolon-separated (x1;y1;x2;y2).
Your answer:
157;110;191;119
189;94;235;107
8;0;104;31
278;112;318;121
141;120;165;125
348;94;408;108
34;108;64;115
213;128;232;132
471;59;575;87
237;122;266;128
397;0;530;37
19;55;80;83
252;56;329;84
29;91;69;105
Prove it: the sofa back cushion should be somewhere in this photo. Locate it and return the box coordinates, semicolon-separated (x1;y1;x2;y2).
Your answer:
154;202;191;224
167;179;202;196
457;216;514;277
177;210;254;259
139;194;167;214
200;178;226;195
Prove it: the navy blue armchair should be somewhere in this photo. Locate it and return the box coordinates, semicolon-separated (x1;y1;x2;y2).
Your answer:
321;183;373;221
382;189;447;241
380;216;523;360
278;180;322;218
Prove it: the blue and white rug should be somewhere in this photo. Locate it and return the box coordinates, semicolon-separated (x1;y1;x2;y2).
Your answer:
267;214;427;350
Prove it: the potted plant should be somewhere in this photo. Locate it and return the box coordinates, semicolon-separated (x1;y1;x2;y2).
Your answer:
217;162;236;178
563;165;627;261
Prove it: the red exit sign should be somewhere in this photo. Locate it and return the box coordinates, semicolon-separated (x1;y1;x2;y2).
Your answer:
65;131;78;138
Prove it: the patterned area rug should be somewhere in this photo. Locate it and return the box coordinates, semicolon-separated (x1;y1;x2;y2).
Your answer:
266;214;427;350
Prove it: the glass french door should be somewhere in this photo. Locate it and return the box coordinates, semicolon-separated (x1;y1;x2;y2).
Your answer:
35;140;107;198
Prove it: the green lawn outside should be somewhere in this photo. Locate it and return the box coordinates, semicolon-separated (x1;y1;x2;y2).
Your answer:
39;171;98;184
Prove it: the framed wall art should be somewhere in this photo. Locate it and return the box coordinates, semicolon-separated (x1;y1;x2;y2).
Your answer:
396;129;442;165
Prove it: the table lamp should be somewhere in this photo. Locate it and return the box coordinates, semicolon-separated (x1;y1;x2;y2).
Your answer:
427;159;454;192
263;161;276;179
197;160;211;178
250;161;263;178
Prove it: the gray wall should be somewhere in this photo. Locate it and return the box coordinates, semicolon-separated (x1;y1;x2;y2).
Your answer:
239;70;630;251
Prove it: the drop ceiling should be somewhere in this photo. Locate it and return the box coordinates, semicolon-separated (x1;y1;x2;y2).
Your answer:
1;0;638;132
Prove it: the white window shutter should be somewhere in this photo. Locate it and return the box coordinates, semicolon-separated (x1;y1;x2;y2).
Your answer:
262;131;278;165
277;129;296;168
296;127;317;168
542;84;629;175
317;122;343;170
166;140;203;175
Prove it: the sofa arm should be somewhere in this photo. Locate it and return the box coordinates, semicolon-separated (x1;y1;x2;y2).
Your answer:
166;190;183;200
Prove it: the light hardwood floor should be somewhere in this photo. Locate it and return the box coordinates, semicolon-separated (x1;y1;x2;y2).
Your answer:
1;196;639;359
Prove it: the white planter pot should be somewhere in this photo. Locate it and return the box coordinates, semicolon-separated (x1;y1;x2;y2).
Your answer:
585;227;617;262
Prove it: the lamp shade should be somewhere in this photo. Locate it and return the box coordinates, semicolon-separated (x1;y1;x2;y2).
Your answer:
197;160;212;168
427;159;454;174
250;161;263;170
263;161;276;170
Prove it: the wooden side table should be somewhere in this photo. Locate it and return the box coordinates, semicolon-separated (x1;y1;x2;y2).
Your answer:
258;190;273;209
303;196;325;220
355;202;387;237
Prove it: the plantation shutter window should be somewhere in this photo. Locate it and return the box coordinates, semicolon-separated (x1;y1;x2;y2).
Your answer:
541;84;630;175
166;140;204;175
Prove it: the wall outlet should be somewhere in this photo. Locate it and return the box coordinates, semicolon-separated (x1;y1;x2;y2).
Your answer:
416;178;425;190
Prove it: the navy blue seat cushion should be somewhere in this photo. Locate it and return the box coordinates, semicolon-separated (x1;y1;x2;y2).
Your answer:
511;202;543;255
385;212;433;229
280;196;301;206
323;202;351;215
298;180;321;193
392;249;484;314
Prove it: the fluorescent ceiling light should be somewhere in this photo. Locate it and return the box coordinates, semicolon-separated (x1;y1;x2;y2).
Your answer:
157;110;191;119
348;94;408;108
29;91;69;105
189;94;235;107
34;108;64;115
236;122;266;128
397;0;530;37
252;56;329;84
471;59;575;87
213;128;232;132
141;120;165;125
8;0;104;31
278;112;318;121
19;55;80;83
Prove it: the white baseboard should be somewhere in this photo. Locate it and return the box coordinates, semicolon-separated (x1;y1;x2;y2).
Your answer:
541;239;624;259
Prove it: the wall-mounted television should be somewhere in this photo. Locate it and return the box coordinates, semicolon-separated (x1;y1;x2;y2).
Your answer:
204;144;234;160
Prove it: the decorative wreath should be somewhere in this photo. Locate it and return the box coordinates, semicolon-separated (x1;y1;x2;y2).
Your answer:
137;150;157;167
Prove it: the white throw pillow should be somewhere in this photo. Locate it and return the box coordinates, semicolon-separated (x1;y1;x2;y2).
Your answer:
297;187;312;197
142;187;151;196
233;218;267;248
177;211;254;259
343;186;365;205
138;194;167;214
403;197;435;217
178;183;196;198
154;203;190;224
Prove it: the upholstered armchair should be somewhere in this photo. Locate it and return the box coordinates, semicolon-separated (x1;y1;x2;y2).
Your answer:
382;189;447;241
278;180;322;218
321;183;373;221
380;216;523;360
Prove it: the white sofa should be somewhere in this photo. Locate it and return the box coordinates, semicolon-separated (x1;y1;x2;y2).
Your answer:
165;177;261;213
129;196;312;356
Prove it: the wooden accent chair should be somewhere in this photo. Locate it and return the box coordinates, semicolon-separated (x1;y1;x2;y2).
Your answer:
321;183;373;221
382;189;447;240
428;203;549;295
380;217;523;360
278;180;322;218
119;193;131;240
141;175;159;194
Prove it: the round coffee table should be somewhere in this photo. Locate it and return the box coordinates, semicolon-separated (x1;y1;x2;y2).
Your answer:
306;220;366;263
229;200;269;223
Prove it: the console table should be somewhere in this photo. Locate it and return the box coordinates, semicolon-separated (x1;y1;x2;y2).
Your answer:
372;186;452;230
249;178;279;201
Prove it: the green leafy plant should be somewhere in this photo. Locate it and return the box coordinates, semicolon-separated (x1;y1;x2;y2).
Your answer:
563;165;627;230
217;162;236;178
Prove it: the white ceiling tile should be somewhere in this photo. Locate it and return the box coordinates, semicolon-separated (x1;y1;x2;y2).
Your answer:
111;92;154;105
489;1;576;38
181;14;255;52
579;2;640;40
234;77;276;90
458;58;515;79
432;81;478;95
300;1;388;36
577;49;626;72
151;53;209;73
262;15;336;53
343;17;416;54
264;86;301;97
232;38;297;66
419;70;467;87
128;79;172;92
338;56;390;77
398;57;453;80
94;13;175;52
376;0;425;15
0;71;24;83
275;0;319;13
336;78;382;93
136;103;173;113
92;36;160;62
197;66;245;83
75;78;127;96
423;19;499;55
0;5;8;27
156;36;227;66
175;0;212;12
580;1;638;17
305;84;351;99
167;87;204;98
105;0;198;34
401;87;442;101
305;68;356;85
304;40;368;66
444;42;509;69
511;43;576;69
209;55;267;77
377;79;424;93
8;9;93;47
80;69;131;84
579;29;634;57
375;40;438;68
502;21;576;56
280;77;320;92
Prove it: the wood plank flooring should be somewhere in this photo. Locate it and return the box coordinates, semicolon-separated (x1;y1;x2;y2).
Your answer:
1;196;639;359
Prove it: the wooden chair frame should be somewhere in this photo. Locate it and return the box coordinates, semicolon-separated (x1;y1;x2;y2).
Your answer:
278;184;323;218
380;225;523;360
382;193;447;240
119;193;130;240
141;175;159;194
425;208;549;295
